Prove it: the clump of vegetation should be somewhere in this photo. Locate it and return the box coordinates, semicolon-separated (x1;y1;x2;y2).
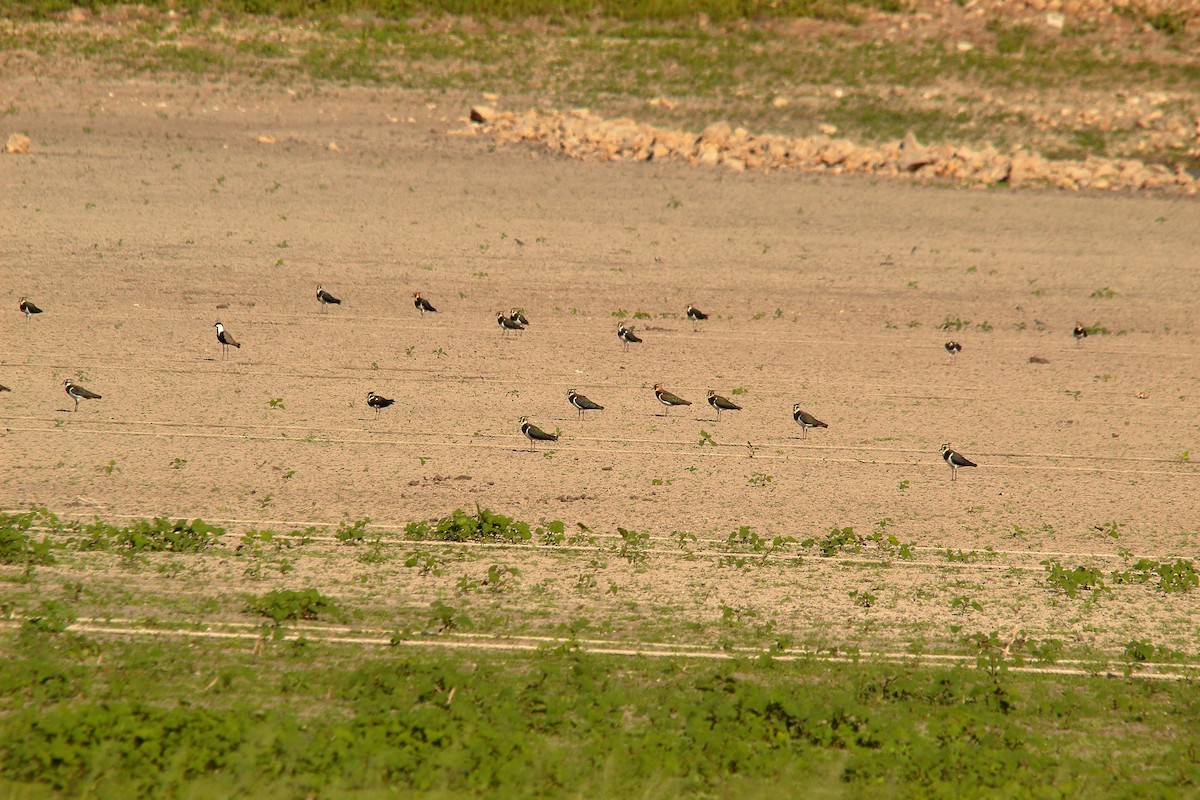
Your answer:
0;509;57;567
245;588;344;633
405;506;563;544
1112;559;1199;594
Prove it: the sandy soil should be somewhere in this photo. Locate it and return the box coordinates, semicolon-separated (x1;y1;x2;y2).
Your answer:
3;76;1199;658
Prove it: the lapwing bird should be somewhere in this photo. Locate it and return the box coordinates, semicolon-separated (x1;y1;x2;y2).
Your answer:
519;416;558;450
497;311;525;334
413;292;437;315
653;383;691;414
19;296;43;319
214;321;241;359
617;323;642;352
707;390;742;418
686;304;708;332
316;284;342;310
366;391;395;419
567;388;604;419
941;443;977;482
63;379;101;412
945;341;962;357
509;308;529;326
1073;322;1088;345
792;404;828;439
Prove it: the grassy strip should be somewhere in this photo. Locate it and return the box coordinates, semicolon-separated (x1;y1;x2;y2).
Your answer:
8;0;905;23
3;629;1200;797
2;12;1198;167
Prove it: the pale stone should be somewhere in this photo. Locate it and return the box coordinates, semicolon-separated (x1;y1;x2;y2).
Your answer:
5;133;30;154
469;105;495;124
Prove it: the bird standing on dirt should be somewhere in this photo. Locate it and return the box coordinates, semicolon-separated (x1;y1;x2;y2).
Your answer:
519;416;558;450
707;390;742;418
618;323;642;351
497;312;524;333
63;379;101;412
413;292;437;315
792;404;828;439
941;443;977;482
366;391;394;419
654;383;691;414
686;304;708;332
945;341;962;357
316;285;342;310
214;321;241;359
567;389;604;419
509;308;529;326
1073;322;1088;345
19;296;43;319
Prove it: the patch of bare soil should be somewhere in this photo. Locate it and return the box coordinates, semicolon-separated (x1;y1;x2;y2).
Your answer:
2;73;1198;658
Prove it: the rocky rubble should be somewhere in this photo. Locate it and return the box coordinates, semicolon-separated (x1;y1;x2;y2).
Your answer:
464;106;1198;195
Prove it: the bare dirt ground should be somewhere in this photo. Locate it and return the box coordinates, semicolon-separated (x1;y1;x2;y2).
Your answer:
3;73;1199;661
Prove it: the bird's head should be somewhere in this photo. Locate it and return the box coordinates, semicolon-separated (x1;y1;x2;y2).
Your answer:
519;416;529;424
367;392;376;400
567;388;576;396
940;443;951;453
63;379;72;387
413;292;422;299
653;383;664;391
214;321;223;329
793;403;801;413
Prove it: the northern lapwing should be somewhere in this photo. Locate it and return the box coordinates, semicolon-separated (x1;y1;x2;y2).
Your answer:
792;404;828;439
941;443;977;482
567;388;604;419
519;416;558;450
654;383;691;414
316;284;341;310
707;389;741;418
618;323;642;351
1073;322;1088;345
366;391;394;419
19;296;42;320
509;308;529;326
686;304;708;332
214;321;241;359
945;341;962;357
497;311;525;334
413;292;437;315
63;379;101;412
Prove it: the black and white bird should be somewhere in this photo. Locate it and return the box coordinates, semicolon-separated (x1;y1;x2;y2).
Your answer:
654;383;691;414
497;311;525;333
792;404;828;439
1073;322;1088;345
366;391;394;419
519;416;558;450
19;296;43;319
707;389;741;418
567;388;604;419
316;284;342;309
686;304;708;332
413;292;437;315
63;379;101;412
509;308;529;326
941;443;977;482
617;323;642;351
945;341;962;357
214;322;240;359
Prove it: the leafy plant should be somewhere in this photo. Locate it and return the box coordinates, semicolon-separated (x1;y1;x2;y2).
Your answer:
406;507;562;544
267;397;285;410
802;526;863;557
616;527;650;563
245;588;343;635
1111;559;1198;594
335;517;371;545
747;472;773;488
1042;560;1109;599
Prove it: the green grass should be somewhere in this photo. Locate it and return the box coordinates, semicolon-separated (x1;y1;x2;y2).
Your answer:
4;630;1200;797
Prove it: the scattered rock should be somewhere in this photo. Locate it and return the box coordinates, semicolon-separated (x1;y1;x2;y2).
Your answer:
1028;356;1050;364
463;106;1200;196
254;134;275;144
5;133;31;154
